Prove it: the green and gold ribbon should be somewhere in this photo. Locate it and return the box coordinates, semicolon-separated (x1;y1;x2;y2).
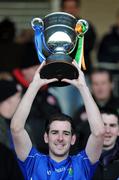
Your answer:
75;19;88;70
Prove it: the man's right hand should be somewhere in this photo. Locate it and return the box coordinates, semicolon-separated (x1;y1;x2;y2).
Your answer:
31;61;58;89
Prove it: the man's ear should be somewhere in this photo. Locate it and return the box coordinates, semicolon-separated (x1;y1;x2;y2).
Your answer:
44;132;49;143
71;134;76;145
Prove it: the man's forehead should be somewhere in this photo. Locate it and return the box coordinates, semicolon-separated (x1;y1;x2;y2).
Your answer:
102;114;118;124
91;72;110;81
49;120;71;130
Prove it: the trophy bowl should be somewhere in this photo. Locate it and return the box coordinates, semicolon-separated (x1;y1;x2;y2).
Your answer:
31;12;88;86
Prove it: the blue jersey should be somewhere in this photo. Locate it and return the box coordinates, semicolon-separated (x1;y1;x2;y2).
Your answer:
18;147;98;180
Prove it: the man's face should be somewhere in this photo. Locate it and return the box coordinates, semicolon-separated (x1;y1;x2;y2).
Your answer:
44;120;76;161
102;113;119;150
62;0;79;17
91;72;113;101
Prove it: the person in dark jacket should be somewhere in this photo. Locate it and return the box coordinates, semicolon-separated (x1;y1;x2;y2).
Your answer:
0;79;23;149
98;10;119;63
93;108;119;180
0;80;24;179
0;18;24;72
0;142;24;180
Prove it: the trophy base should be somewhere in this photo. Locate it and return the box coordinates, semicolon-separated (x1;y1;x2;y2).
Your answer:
40;61;79;87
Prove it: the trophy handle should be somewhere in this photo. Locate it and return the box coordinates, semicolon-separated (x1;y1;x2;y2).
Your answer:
31;18;46;63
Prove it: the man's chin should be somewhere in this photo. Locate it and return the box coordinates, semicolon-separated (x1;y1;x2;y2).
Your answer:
53;150;69;157
103;144;112;150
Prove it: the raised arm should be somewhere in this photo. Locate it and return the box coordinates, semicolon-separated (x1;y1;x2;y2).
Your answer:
62;60;105;164
10;61;57;161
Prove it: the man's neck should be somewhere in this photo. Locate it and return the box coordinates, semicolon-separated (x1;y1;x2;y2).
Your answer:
96;99;109;107
103;144;115;151
49;152;69;162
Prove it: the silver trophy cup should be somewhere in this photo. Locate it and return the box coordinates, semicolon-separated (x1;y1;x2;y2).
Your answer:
31;12;88;86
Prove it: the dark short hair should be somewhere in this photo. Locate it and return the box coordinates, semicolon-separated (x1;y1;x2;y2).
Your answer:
0;18;16;41
0;80;22;103
45;113;76;135
100;108;119;124
60;0;81;9
90;68;113;82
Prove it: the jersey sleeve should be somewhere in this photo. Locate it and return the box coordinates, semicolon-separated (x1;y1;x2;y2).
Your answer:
17;147;43;179
77;150;99;178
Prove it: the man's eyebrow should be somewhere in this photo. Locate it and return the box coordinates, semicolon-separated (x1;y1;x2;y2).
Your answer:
50;130;58;132
50;130;71;133
104;122;118;125
110;123;118;126
63;130;71;134
104;122;118;126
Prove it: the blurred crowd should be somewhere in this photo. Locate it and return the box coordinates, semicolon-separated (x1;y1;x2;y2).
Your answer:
0;0;119;179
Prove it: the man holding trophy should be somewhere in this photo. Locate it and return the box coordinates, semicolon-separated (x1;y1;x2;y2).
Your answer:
10;12;105;179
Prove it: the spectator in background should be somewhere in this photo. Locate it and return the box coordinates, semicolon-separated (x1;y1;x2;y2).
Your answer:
0;18;24;72
90;68;119;111
97;9;119;63
0;71;13;80
60;0;97;73
0;80;24;180
15;28;39;75
14;27;43;87
0;79;23;148
15;28;34;44
0;18;16;42
73;68;119;151
93;108;119;180
0;142;24;180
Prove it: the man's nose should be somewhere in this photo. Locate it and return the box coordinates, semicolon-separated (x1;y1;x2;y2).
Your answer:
105;126;111;133
58;134;63;141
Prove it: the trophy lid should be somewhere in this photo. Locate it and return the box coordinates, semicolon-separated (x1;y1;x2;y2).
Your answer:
43;11;77;30
44;11;76;19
